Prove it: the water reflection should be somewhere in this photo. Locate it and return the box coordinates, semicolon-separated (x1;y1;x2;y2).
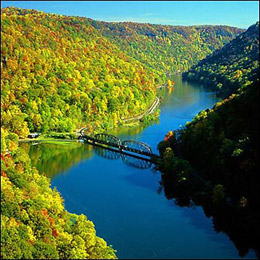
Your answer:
20;142;94;178
121;154;152;169
110;118;159;140
23;140;258;258
158;167;259;258
94;146;121;160
22;141;152;180
21;75;256;258
94;145;152;169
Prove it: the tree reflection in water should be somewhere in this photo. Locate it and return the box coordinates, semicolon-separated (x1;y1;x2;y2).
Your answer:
20;142;94;178
158;169;259;258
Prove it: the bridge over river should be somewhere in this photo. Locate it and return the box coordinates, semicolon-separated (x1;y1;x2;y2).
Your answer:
79;133;159;162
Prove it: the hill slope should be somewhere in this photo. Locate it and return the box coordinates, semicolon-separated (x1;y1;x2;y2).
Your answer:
182;22;259;98
90;20;244;74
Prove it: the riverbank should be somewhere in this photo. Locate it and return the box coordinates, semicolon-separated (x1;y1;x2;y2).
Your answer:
19;138;81;145
18;132;80;144
19;111;160;144
19;80;171;143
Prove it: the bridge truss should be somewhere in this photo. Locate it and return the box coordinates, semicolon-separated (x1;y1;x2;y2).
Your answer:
94;133;121;147
80;133;155;159
122;140;152;155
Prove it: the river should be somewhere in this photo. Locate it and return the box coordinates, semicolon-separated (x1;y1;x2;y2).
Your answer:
23;75;257;259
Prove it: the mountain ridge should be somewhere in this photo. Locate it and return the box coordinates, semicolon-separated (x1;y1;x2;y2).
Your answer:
182;21;259;98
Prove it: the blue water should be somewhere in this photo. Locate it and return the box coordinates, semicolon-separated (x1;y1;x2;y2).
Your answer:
30;76;257;259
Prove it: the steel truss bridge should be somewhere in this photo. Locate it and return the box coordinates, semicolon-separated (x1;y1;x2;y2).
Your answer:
79;133;159;162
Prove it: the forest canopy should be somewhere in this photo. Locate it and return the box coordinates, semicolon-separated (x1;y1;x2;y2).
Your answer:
89;19;244;74
1;7;243;138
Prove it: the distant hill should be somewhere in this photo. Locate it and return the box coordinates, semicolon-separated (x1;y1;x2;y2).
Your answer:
89;19;244;73
183;22;259;98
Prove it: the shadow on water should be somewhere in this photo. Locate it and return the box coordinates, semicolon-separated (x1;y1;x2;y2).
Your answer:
94;145;152;169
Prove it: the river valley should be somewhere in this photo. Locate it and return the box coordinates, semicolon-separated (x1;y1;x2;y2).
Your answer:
22;75;257;259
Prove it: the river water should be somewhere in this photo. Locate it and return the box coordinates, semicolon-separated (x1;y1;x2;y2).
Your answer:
25;75;257;259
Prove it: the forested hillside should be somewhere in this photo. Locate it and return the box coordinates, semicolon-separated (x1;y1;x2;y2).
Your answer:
1;7;243;139
183;22;259;98
1;7;162;138
1;129;117;259
90;20;244;73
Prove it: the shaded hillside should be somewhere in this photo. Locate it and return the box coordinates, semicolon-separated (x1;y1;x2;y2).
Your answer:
157;23;259;256
183;22;259;98
1;7;162;138
158;79;259;257
90;20;244;73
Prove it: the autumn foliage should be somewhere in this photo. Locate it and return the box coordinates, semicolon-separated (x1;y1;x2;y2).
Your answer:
1;7;161;137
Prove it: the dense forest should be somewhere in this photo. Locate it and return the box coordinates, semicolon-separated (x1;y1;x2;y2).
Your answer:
183;22;259;98
90;19;244;74
158;22;259;257
1;7;162;138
